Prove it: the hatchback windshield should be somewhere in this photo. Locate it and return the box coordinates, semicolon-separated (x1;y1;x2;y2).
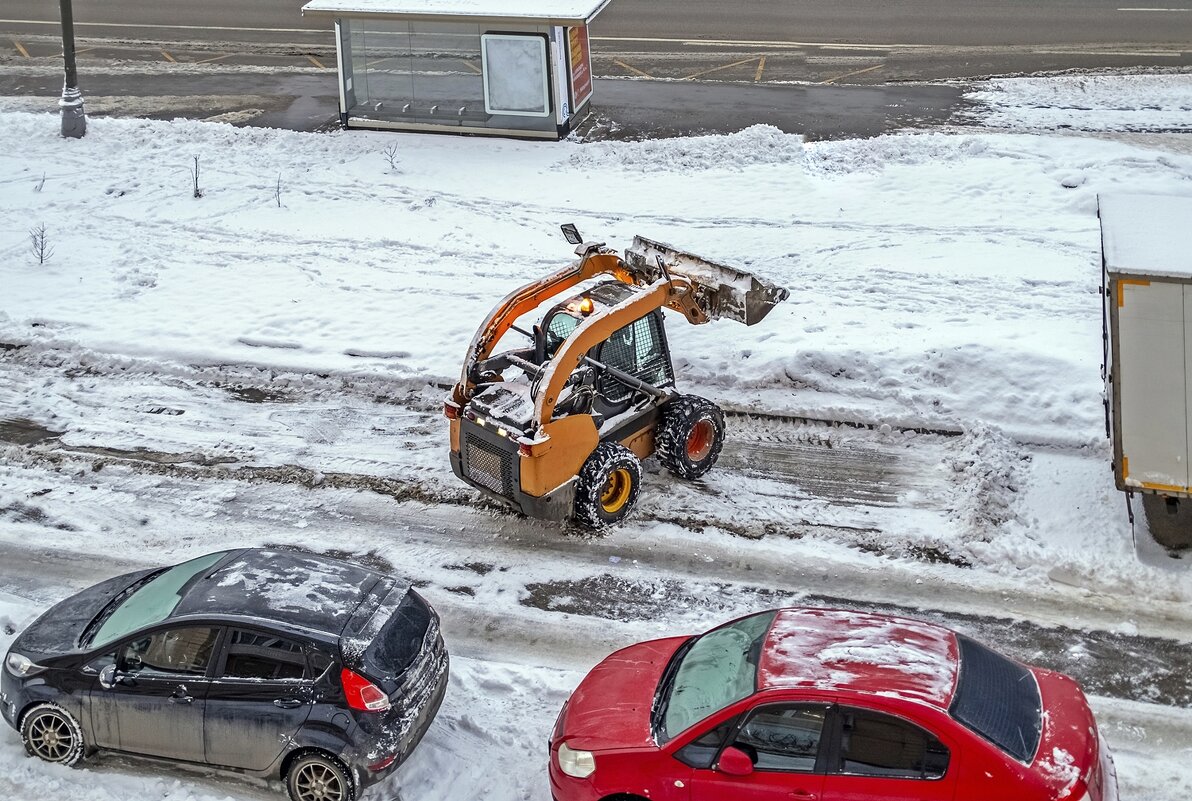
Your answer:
658;611;776;741
90;552;228;647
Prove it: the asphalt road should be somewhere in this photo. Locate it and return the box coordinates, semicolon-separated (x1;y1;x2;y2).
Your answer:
592;0;1192;47
1;0;1190;83
2;0;1191;47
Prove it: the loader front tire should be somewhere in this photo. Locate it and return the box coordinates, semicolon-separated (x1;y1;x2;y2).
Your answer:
574;442;642;529
657;395;725;480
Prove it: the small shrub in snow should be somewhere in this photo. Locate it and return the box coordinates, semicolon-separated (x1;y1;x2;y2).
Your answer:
190;155;202;198
383;143;401;172
29;223;53;265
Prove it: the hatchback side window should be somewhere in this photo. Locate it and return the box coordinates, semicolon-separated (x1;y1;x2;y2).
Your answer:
837;708;950;779
121;627;219;676
733;704;828;772
221;629;307;681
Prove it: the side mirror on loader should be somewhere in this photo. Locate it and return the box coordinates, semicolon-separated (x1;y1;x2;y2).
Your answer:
560;223;583;245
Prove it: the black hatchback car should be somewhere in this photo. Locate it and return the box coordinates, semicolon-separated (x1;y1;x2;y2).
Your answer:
1;548;448;801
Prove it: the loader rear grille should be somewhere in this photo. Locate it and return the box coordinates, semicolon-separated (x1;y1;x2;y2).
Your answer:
465;434;515;499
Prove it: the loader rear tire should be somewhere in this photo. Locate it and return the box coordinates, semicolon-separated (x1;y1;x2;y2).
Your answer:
574;442;642;529
656;395;725;480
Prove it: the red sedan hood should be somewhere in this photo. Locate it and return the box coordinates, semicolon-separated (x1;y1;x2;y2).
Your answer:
561;636;689;752
1032;668;1101;800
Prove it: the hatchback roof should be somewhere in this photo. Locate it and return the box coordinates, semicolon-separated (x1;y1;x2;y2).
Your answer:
758;608;959;708
170;549;393;637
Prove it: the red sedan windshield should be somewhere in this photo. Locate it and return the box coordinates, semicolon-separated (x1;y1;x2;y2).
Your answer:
656;611;776;741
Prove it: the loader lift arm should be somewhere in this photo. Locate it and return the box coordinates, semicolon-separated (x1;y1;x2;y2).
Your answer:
451;244;634;410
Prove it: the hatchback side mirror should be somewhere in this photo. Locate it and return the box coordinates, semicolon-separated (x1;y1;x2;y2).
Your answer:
716;745;755;777
98;664;132;689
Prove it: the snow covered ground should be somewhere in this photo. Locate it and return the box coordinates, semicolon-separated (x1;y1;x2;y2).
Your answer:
2;71;1192;800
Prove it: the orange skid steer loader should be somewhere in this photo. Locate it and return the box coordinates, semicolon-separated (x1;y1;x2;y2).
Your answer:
445;225;788;527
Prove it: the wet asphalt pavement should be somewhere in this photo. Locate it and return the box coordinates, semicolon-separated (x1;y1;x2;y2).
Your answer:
0;68;969;141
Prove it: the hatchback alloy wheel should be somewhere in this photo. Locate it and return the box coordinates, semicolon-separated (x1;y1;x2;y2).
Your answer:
289;754;353;801
21;705;83;766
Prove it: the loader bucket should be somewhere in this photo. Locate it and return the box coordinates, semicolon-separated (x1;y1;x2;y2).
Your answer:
623;236;790;325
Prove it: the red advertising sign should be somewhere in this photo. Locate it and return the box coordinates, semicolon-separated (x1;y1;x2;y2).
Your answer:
568;26;593;110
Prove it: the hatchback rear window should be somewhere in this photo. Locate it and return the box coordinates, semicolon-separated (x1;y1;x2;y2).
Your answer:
361;590;432;674
949;635;1042;763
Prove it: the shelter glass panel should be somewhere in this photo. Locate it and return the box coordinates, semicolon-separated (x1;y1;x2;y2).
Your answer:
340;19;556;134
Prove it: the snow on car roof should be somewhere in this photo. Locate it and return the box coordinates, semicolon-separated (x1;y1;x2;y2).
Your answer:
172;549;394;636
759;608;959;708
1099;193;1192;279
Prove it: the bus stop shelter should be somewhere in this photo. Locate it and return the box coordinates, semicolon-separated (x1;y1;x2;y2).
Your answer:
300;0;611;139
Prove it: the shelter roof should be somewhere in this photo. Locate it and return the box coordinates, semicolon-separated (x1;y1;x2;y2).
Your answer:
302;0;611;25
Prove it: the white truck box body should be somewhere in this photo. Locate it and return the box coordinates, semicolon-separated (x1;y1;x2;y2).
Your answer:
1100;193;1192;495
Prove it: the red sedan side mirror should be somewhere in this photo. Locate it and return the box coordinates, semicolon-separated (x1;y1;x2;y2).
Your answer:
716;746;754;777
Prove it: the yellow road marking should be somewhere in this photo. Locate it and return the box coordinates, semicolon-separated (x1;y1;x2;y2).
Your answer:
75;46;96;53
613;58;651;77
308;54;327;68
682;56;757;80
459;58;480;74
13;39;29;57
195;53;230;64
754;55;766;81
819;63;883;83
161;49;177;63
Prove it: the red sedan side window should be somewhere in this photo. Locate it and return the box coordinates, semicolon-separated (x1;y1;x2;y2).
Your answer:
733;704;828;772
837;708;949;779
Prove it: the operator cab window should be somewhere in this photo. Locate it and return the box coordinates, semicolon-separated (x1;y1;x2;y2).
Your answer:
543;312;580;360
597;313;672;406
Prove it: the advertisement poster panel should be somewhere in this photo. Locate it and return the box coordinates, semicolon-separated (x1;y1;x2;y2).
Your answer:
567;26;593;110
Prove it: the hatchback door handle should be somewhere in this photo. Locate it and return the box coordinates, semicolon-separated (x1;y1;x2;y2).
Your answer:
789;792;817;800
169;686;194;704
274;698;303;709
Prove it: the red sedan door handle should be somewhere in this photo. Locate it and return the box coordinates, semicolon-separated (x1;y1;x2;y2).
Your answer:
789;792;817;801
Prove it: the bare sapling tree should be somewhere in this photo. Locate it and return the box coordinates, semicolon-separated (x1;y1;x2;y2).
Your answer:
383;143;400;172
275;173;283;208
191;156;203;198
34;173;46;193
29;224;54;265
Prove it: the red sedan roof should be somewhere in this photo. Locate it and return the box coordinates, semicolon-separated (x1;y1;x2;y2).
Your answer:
758;608;960;709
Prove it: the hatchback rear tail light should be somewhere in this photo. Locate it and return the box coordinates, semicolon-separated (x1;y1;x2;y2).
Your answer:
341;668;391;712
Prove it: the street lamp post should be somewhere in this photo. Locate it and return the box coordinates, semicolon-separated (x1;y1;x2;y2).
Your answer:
59;0;86;138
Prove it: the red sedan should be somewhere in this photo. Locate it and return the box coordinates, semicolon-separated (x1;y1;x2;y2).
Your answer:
549;607;1117;801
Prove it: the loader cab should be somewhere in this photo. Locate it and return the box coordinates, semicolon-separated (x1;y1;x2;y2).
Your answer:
536;281;676;421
